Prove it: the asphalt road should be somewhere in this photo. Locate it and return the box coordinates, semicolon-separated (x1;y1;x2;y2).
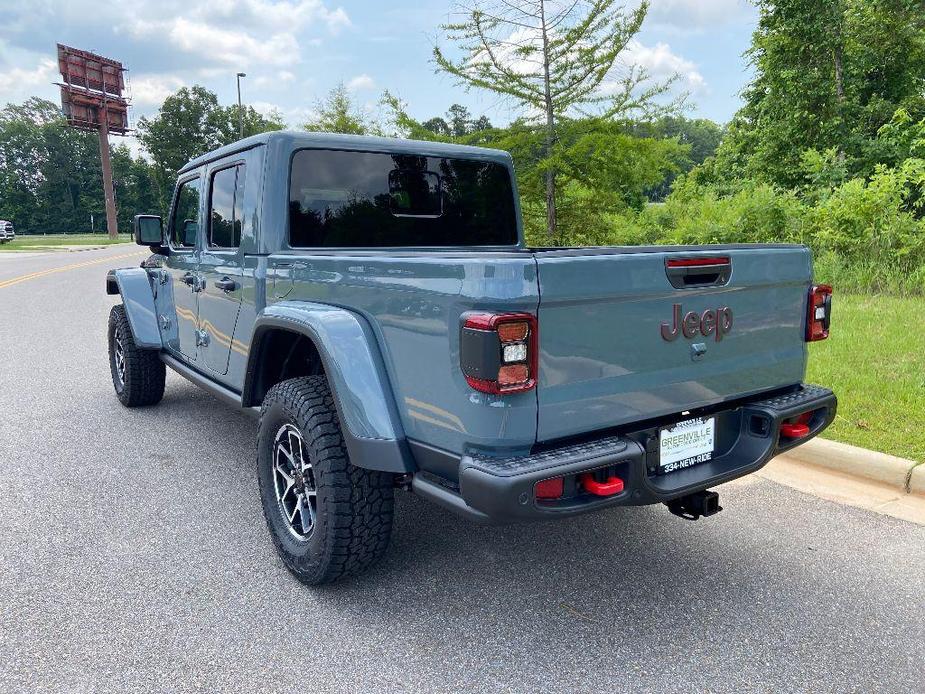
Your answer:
1;245;923;693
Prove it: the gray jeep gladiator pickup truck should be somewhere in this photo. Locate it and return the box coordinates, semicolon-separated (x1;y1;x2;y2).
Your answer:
107;131;836;584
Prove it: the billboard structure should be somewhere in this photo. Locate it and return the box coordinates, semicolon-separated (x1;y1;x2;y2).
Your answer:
56;44;130;239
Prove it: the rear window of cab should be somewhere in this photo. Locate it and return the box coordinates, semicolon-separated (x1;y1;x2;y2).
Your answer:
288;149;518;248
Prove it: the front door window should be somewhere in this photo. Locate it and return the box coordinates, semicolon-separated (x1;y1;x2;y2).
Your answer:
171;178;201;249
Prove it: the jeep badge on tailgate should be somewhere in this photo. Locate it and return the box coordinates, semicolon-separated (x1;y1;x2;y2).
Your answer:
661;304;733;342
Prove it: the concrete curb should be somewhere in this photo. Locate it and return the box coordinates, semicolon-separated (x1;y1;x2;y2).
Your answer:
782;437;922;495
65;245;115;252
909;465;925;496
0;243;129;254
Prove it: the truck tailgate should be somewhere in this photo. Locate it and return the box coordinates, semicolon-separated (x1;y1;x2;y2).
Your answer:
534;246;811;442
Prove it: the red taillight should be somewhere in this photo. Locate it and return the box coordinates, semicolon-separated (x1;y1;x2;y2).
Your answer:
806;284;833;341
534;477;564;500
666;256;730;268
460;312;538;394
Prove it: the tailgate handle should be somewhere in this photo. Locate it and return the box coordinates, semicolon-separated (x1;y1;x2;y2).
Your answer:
665;256;731;288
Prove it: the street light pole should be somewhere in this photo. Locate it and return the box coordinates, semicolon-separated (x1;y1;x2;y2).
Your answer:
236;72;246;140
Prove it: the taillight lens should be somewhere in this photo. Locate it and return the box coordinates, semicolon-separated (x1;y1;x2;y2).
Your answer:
460;312;538;394
806;284;833;341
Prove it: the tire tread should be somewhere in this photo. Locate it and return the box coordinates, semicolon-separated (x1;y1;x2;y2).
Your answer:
108;304;165;407
258;376;394;584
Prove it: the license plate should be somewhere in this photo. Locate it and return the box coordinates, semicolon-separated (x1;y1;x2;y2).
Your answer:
658;417;715;474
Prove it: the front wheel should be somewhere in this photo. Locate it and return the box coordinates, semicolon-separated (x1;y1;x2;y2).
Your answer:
257;376;394;585
108;304;165;407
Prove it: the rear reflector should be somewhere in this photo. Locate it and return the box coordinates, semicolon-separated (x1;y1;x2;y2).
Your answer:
806;284;833;341
535;477;564;500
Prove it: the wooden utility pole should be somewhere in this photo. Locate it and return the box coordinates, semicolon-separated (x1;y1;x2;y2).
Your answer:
97;115;119;239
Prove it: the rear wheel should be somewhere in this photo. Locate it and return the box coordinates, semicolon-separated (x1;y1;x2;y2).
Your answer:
257;376;394;585
108;304;165;407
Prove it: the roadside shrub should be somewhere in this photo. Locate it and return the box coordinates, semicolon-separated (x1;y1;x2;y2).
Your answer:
633;182;806;246
528;145;925;295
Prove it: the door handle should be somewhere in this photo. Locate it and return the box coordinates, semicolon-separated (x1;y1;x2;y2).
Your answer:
214;277;237;292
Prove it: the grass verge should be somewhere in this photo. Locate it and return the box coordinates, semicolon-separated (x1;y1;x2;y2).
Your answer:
0;233;132;251
807;294;925;465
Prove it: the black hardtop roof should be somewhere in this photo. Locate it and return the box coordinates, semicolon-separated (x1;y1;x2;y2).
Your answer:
178;130;513;174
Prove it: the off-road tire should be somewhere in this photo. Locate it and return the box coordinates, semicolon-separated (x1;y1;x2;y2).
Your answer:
108;304;165;407
257;376;394;585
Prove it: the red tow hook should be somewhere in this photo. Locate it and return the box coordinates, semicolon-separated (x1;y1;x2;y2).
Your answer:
780;422;810;438
781;412;813;439
580;473;624;497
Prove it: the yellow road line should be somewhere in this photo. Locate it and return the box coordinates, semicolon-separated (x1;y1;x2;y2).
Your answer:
0;251;147;290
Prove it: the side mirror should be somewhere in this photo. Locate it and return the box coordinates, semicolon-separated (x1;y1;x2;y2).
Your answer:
182;220;199;247
134;214;163;246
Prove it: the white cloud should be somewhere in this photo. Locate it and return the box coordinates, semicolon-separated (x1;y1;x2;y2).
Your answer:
622;40;706;95
0;0;352;78
346;74;375;91
122;135;149;161
125;17;301;67
244;100;315;129
182;0;351;34
128;74;186;107
647;0;756;32
0;58;57;98
253;71;296;88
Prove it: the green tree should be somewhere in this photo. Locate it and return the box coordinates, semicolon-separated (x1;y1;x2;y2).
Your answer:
422;105;493;137
227;104;285;140
112;144;160;227
421;116;451;137
715;0;925;188
0;97;111;233
630;116;724;200
303;83;374;135
384;96;686;242
137;86;284;210
446;103;472;137
472;114;493;132
136;86;230;210
434;0;678;240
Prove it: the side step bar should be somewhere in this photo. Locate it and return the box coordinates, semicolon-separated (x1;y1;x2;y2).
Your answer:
411;475;492;524
160;353;261;418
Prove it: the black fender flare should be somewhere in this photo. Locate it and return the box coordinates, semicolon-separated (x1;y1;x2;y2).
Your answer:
106;268;161;349
243;301;414;474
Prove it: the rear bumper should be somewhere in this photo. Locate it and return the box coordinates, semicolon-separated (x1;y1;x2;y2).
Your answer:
411;384;836;524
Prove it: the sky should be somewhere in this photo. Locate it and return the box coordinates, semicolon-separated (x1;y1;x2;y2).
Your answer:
0;0;758;155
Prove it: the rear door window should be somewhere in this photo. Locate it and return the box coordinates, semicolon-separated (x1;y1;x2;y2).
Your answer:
289;149;518;247
208;164;245;249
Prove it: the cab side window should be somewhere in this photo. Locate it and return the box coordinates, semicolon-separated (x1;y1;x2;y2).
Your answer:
171;177;202;249
208;164;245;248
